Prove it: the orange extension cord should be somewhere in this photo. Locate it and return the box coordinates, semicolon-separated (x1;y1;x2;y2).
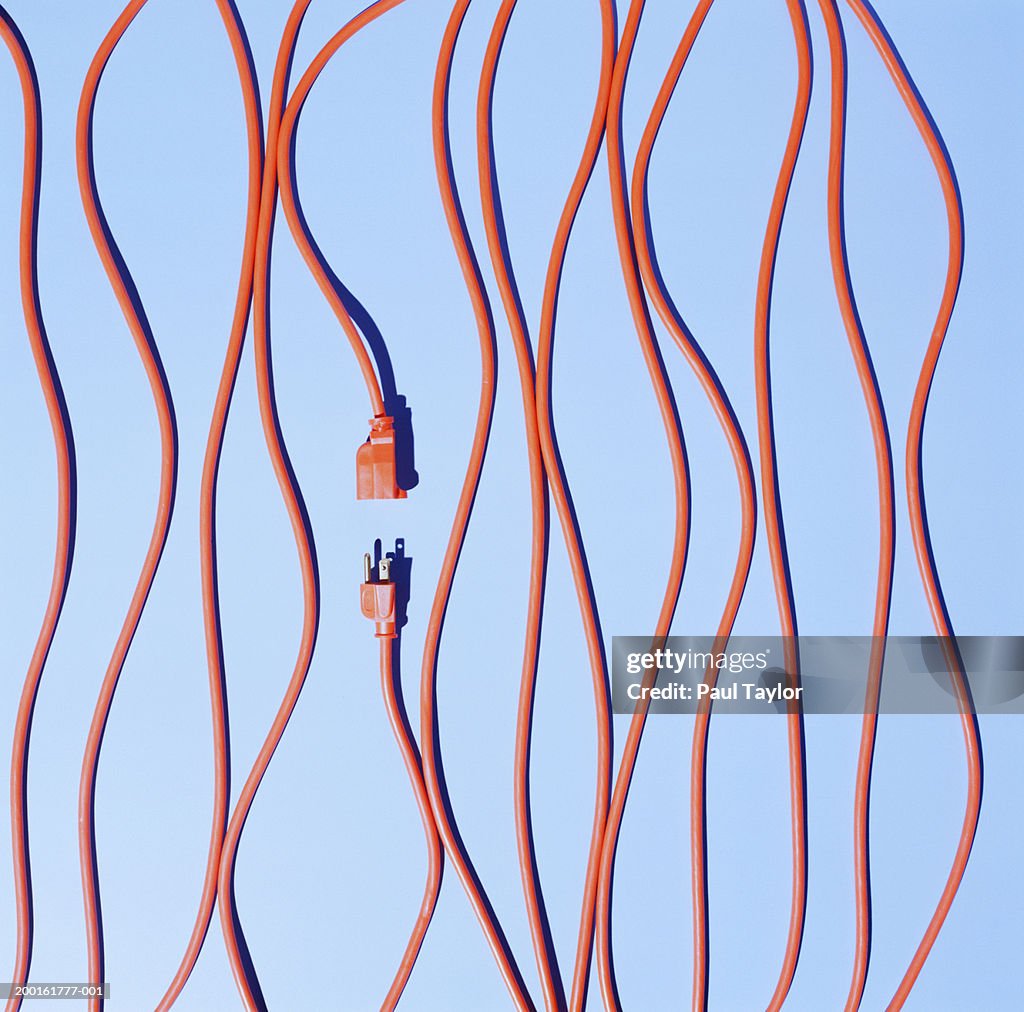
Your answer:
2;10;76;1012
475;2;617;1008
377;635;444;1010
276;4;445;1004
839;2;982;1008
76;3;178;1009
751;1;812;1009
154;1;264;1008
213;1;325;1007
595;2;691;1008
475;4;559;1008
276;0;408;420
628;3;758;1008
813;3;897;1011
419;2;532;1009
531;3;617;1010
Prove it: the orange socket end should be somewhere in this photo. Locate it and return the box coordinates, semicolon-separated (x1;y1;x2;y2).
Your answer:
356;416;407;500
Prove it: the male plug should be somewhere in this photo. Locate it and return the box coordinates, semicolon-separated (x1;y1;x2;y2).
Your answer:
359;551;397;638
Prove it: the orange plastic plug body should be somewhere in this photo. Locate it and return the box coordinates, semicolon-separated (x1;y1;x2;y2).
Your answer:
356;415;407;500
360;553;397;638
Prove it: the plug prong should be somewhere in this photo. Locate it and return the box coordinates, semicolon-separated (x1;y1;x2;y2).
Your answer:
363;552;372;584
379;557;391;582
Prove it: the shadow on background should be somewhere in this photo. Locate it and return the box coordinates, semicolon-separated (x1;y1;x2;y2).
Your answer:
479;32;565;1002
2;7;80;988
283;142;417;493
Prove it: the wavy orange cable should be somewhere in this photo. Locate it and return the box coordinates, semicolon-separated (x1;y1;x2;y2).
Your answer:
529;3;617;1009
813;3;897;1011
476;3;623;1007
420;2;531;1008
154;2;263;1008
378;637;443;1010
75;3;177;1009
628;3;759;1008
2;10;76;1012
474;3;560;1008
277;4;444;1004
838;2;982;1008
752;2;812;1009
276;0;408;419
215;2;318;1007
595;2;691;1007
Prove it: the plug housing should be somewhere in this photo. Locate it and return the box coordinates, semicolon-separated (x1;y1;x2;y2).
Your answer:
356;416;406;500
360;553;397;638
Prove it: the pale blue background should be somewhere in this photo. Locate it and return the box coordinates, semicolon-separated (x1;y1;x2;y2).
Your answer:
0;1;1021;1009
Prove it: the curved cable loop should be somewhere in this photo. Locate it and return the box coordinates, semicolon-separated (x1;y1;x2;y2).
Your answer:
840;2;982;1006
751;2;813;1009
154;1;264;1007
76;3;178;1007
215;2;320;1007
1;9;77;1010
594;1;691;1006
627;2;759;1007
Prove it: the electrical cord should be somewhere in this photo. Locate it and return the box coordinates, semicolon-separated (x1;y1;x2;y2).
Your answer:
595;2;691;1007
530;4;618;1008
154;1;263;1008
421;2;533;1008
1;10;76;1012
360;551;443;1009
627;3;758;1008
10;2;976;1008
378;634;442;1010
278;7;409;502
811;3;897;1010
839;2;982;1007
214;2;319;1008
75;3;177;1009
477;1;619;1005
752;2;812;1010
218;4;429;1003
275;5;437;1005
276;3;407;421
474;4;560;1008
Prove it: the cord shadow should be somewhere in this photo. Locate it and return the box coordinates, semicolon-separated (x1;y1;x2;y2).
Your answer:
198;0;270;897
480;41;565;1001
634;85;811;1003
755;0;812;643
217;204;324;1008
536;295;618;1012
637;203;756;496
421;671;534;1009
78;56;181;1009
827;8;894;980
586;59;699;1005
852;0;981;801
259;217;322;600
2;10;80;986
220;0;265;158
226;877;269;1012
283;138;417;492
414;54;535;1004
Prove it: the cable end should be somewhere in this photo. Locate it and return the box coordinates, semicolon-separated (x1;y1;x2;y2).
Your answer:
356;416;407;500
360;551;397;638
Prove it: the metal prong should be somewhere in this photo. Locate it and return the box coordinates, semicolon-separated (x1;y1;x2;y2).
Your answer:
363;552;372;583
379;557;391;582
